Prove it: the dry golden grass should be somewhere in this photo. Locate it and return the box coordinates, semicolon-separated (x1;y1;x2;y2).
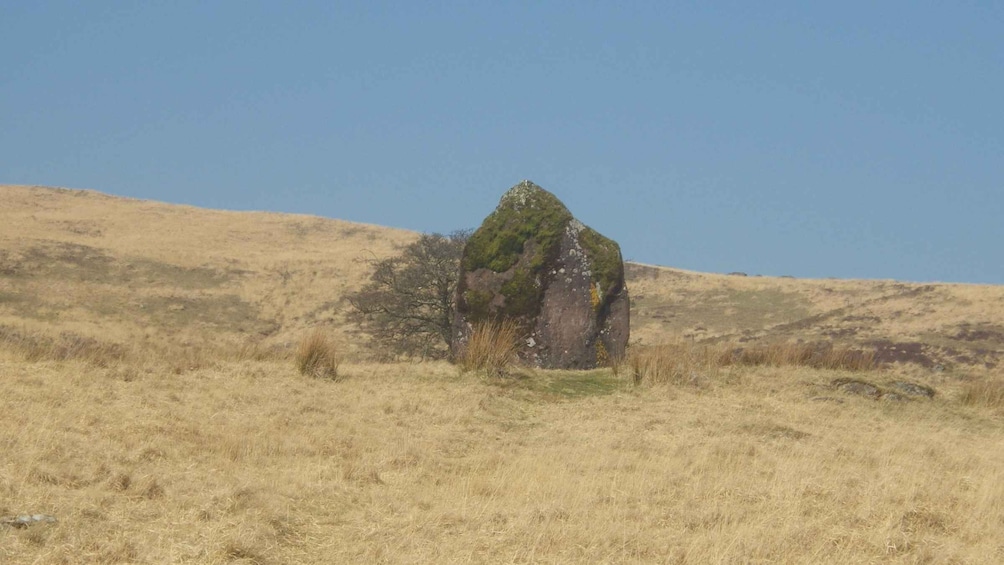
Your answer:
959;375;1004;409
0;325;127;366
0;184;417;358
295;329;342;380
3;184;1002;370
732;341;876;371
2;353;1003;564
630;340;876;387
2;183;1004;563
626;262;1004;370
457;319;521;378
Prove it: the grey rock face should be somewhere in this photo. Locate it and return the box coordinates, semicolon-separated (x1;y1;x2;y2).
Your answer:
832;378;882;398
452;181;629;369
891;381;936;399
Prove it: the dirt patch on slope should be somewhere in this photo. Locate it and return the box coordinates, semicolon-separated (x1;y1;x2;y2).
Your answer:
1;241;233;289
867;339;1000;370
953;323;1004;343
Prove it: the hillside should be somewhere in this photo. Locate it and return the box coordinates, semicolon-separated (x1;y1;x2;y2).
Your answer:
0;184;415;359
628;264;1004;371
3;184;1004;563
1;184;1002;370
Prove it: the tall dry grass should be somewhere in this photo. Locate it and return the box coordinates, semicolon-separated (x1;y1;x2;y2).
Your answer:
457;319;521;377
959;376;1004;409
295;328;342;380
0;325;126;366
730;340;876;370
230;338;291;363
0;324;295;375
631;339;876;386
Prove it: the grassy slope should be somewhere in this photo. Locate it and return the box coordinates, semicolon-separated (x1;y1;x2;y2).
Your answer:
3;184;1001;368
2;184;1004;563
627;263;1004;370
0;184;417;358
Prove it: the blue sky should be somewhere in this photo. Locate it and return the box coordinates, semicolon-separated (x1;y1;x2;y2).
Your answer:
3;2;1002;284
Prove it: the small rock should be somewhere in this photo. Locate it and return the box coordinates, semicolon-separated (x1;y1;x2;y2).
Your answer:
891;381;936;399
2;514;57;528
832;378;881;398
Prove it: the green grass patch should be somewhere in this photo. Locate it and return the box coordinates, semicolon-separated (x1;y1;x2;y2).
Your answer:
537;369;623;398
488;368;625;399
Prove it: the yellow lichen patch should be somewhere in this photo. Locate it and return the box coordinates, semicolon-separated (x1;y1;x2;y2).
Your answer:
595;339;610;366
589;282;601;311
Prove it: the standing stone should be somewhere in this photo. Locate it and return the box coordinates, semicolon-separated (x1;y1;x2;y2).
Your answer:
452;181;629;369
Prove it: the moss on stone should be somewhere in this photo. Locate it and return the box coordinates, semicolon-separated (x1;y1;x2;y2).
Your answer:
459;180;625;330
578;226;623;295
500;267;539;319
462;182;573;275
463;289;493;321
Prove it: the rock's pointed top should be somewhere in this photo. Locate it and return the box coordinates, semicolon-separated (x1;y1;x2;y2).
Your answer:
498;180;567;213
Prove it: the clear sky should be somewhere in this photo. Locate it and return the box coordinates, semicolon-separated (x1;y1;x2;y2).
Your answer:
3;2;1002;284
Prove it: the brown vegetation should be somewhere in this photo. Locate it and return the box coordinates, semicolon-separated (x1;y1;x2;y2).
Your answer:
630;340;876;386
0;184;417;361
0;325;126;365
295;329;342;380
626;262;1004;370
457;319;521;378
1;184;1004;563
347;232;468;359
2;185;1002;370
959;375;1004;409
2;355;1004;563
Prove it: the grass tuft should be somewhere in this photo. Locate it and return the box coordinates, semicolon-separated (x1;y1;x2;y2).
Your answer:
629;341;722;387
458;319;520;378
295;329;342;380
959;377;1004;409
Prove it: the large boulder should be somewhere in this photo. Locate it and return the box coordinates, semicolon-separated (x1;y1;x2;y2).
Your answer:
452;181;629;369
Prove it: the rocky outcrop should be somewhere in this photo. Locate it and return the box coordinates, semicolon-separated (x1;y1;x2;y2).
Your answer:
451;181;629;369
831;378;936;401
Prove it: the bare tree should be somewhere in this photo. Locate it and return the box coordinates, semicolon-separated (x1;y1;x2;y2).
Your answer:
348;231;469;359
